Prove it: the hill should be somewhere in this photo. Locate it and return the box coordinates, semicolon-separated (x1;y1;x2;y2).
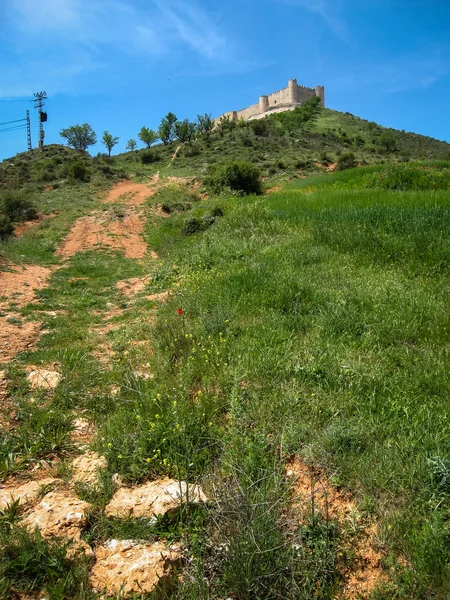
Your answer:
0;108;450;599
113;107;450;180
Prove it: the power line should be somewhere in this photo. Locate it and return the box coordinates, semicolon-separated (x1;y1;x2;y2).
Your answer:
0;118;27;126
0;125;27;133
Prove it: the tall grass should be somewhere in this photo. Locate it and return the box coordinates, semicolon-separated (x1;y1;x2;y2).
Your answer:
140;174;450;597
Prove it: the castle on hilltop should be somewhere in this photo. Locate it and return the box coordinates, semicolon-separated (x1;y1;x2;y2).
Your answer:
217;78;325;123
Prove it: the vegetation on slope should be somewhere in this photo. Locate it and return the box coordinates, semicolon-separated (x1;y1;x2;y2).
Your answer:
1;109;450;598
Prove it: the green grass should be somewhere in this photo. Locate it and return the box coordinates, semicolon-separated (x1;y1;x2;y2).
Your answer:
131;169;450;598
2;138;450;597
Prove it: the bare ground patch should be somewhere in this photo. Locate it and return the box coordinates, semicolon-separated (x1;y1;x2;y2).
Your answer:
287;456;385;599
102;180;159;206
57;210;147;259
116;275;152;298
0;265;54;364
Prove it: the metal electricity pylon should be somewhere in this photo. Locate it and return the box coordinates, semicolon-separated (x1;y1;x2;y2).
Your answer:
32;91;48;149
26;110;32;151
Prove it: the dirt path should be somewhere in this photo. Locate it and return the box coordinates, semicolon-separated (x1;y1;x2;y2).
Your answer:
57;179;168;259
57;210;147;259
102;179;159;206
0;264;54;364
0;178;166;365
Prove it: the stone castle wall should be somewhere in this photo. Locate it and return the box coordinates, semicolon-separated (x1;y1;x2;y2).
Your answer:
216;78;325;123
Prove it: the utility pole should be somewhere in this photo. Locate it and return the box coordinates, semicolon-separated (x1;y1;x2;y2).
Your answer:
26;110;32;151
32;91;47;149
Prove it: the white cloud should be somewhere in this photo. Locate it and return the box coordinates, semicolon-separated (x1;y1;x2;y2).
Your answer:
2;0;247;96
153;0;229;60
279;0;348;40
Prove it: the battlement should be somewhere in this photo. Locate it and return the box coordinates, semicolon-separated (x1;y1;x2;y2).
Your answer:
216;78;325;124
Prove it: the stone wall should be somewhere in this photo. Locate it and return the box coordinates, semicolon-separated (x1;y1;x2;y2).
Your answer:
216;78;325;124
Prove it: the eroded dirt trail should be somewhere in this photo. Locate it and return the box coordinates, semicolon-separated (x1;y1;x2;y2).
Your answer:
57;211;148;259
57;178;165;259
0;178;166;366
0;264;54;364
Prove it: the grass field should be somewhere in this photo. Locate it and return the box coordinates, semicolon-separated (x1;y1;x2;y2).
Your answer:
1;150;449;598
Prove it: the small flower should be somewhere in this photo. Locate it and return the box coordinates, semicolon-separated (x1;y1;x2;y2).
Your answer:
146;457;151;463
107;442;113;448
177;308;184;315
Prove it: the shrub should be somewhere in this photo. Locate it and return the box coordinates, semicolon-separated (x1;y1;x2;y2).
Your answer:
249;119;270;137
205;161;263;195
2;193;38;222
67;161;90;182
0;215;14;241
336;152;356;171
182;217;204;236
140;150;159;164
378;131;398;153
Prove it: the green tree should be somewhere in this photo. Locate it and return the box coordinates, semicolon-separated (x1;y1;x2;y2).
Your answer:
217;115;235;138
59;123;97;151
138;127;158;148
276;96;322;134
158;113;178;145
196;113;214;137
126;139;137;151
378;131;398;153
102;130;119;157
175;119;196;143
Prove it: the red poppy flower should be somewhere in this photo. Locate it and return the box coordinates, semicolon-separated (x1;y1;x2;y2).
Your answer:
177;308;183;315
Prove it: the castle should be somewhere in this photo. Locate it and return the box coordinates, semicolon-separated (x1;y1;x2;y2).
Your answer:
216;78;325;123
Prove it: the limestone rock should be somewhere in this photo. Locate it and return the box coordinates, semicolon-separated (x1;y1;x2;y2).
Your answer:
90;539;181;596
105;478;207;519
23;491;91;539
72;451;107;485
27;369;61;390
71;417;95;443
0;477;59;510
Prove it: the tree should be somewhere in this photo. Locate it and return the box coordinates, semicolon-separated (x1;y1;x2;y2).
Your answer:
158;113;177;145
126;139;137;151
276;96;322;134
217;115;235;138
196;113;214;137
59;123;97;151
175;119;196;143
378;131;397;153
138;127;158;148
102;130;119;157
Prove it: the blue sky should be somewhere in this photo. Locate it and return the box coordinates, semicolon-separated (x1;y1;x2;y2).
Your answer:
1;0;449;159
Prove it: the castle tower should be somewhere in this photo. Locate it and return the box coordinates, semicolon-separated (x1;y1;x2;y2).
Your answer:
314;85;325;107
288;78;298;104
259;95;269;113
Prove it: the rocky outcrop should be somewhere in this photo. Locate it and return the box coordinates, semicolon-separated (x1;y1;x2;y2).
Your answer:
23;491;91;540
90;539;181;596
105;478;207;520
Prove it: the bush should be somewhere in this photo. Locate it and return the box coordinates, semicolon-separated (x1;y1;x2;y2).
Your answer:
378;131;398;153
249;119;270;137
140;150;160;164
67;161;90;182
182;217;205;236
336;152;356;171
205;161;263;195
1;193;38;222
0;215;14;241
